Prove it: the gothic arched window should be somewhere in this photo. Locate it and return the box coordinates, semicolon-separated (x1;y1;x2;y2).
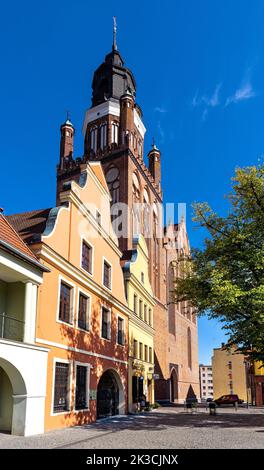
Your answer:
132;172;140;202
187;327;192;369
100;123;107;150
143;188;150;241
90;127;98;152
111;122;119;144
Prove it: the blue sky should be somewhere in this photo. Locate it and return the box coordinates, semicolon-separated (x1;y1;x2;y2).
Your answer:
1;0;263;364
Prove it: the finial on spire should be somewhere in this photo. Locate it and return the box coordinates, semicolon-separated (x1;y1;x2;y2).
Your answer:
62;110;74;128
151;137;158;151
113;16;117;51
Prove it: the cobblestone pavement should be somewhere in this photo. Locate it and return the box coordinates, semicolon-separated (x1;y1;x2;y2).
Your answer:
1;406;264;449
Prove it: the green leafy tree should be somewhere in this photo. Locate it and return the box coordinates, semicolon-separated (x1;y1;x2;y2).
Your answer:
175;164;264;363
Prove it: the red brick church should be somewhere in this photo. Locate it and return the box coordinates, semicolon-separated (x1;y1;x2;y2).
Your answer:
56;29;199;403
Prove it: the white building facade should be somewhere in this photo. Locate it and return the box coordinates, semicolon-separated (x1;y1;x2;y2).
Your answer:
0;213;49;435
199;364;214;400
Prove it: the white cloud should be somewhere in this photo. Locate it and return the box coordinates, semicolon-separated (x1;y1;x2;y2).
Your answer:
191;90;200;107
192;84;221;109
154;106;167;113
202;83;221;107
225;80;256;106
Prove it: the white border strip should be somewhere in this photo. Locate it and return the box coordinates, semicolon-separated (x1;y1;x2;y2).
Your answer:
36;337;128;365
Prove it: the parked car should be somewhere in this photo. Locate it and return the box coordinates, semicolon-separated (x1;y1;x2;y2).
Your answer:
214;394;243;406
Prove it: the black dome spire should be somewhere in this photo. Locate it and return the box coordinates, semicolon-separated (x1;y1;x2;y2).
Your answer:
91;20;136;107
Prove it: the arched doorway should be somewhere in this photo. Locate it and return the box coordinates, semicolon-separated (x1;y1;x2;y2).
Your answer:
170;368;178;403
97;369;124;419
0;359;27;435
0;367;13;433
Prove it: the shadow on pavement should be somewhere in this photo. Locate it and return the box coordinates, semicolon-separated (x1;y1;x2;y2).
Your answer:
77;410;264;434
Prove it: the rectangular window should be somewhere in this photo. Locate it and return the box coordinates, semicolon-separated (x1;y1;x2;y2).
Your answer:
148;308;152;326
78;293;89;331
75;365;88;410
53;362;70;413
59;282;72;324
101;307;110;340
81;241;92;274
144;304;147;322
133;339;138;358
149;347;153;363
139;300;143;319
144;345;148;362
133;294;138;314
117;317;125;345
139;342;143;360
103;260;111;289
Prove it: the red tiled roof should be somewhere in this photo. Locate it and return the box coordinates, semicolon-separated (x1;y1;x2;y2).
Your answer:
0;212;38;261
7;208;51;244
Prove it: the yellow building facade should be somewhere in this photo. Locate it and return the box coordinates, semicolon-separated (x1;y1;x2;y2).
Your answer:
254;361;264;406
9;161;131;431
122;235;156;412
212;345;249;402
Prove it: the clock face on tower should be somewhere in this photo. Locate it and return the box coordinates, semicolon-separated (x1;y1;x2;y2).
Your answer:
105;167;119;183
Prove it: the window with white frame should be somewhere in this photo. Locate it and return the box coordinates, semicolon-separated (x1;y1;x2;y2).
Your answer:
133;293;138;314
148;308;152;326
101;307;111;340
75;365;89;410
117;317;125;345
103;260;111;289
139;299;143;319
59;282;73;324
81;240;93;274
78;293;90;331
139;342;143;360
53;362;70;413
144;304;147;322
144;345;148;362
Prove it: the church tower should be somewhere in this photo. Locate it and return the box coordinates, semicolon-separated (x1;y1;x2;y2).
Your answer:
56;23;199;404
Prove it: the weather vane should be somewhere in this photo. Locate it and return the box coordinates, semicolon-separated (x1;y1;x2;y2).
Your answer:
113;16;117;51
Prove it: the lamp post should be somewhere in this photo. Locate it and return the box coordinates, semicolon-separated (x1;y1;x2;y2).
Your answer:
244;359;249;408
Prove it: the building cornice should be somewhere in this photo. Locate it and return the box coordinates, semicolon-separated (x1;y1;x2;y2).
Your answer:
124;272;156;306
0;239;50;273
128;309;155;337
